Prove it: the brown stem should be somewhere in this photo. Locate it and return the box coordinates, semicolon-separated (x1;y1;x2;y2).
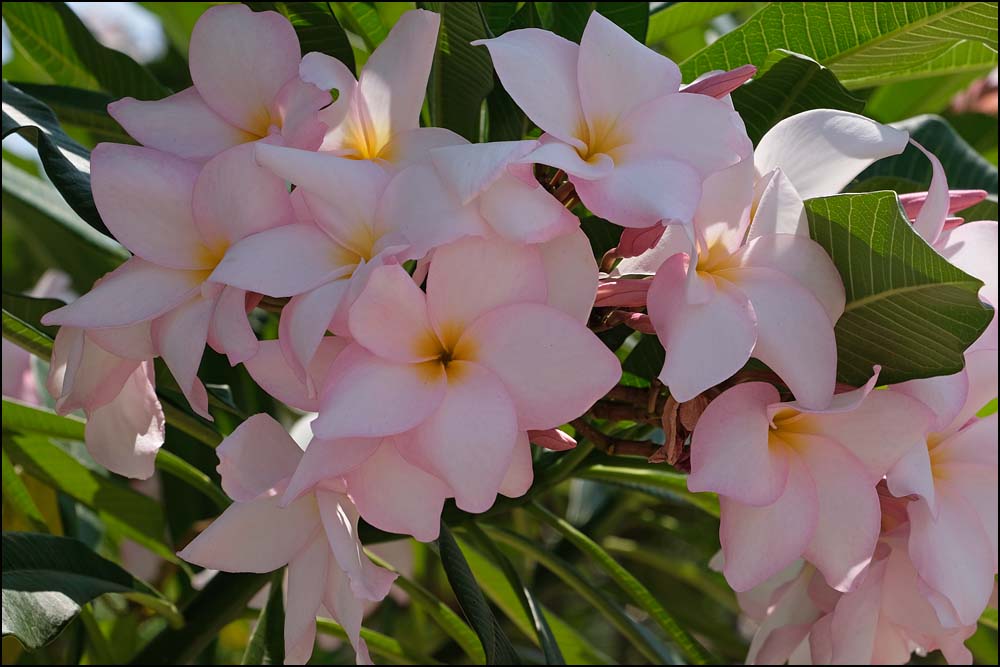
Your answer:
546;168;566;189
590;400;659;424
258;296;289;313
570;417;661;458
553;181;577;206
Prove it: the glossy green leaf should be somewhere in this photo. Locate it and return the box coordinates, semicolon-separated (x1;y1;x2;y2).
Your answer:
1;2;169;99
1;450;48;532
2;399;84;441
316;616;444;664
437;523;520;665
1;531;178;649
805;191;994;386
731;50;866;145
454;533;614;664
246;2;355;74
2;432;176;564
241;571;285;664
2;82;111;237
421;2;494;141
483;524;673;664
577;461;721;517
461;524;564;664
138;2;215;54
855;114;999;195
480;2;518;35
681;2;999;89
647;2;742;45
550;2;649;43
528;503;714;664
8;82;131;144
864;71;989;123
333;1;389;52
1;309;53;361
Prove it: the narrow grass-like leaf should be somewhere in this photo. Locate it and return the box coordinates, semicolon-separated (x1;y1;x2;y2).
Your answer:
577;461;721;517
241;571;285;664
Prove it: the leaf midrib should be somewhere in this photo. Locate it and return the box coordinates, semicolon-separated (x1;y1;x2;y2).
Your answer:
2;7;100;89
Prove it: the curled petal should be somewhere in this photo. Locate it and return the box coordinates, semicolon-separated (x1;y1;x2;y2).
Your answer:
152;296;214;420
681;64;756;98
528;428;576;451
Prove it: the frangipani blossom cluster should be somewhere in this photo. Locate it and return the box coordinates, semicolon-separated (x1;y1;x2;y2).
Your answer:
29;6;996;665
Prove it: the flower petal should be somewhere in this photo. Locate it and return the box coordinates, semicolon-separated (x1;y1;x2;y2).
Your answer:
284;533;328;665
108;88;254;162
430;140;538;205
178;494;319;572
42;258;203;329
937;220;998;352
90;144;209;269
794;435;881;592
245;338;348;413
461;303;620;430
747;167;807;238
189;5;300;134
313;344;446;440
209;286;258;365
84;362;163;480
577;11;680;132
405;361;518;513
281;437;382;504
426;237;547;344
525;139;613;179
346;437;450;542
689;382;790;506
722;266;838;410
316;490;396;600
151;296;214;419
473;29;584;147
573;156;703;228
647;254;756;402
87;321;155;361
734;234;846;323
886;443;936;512
348;264;438;363
538;228;600;323
192;142;295;251
910;140;950;245
480;173;580;244
279;281;351;386
754;110;909;200
357;9;440;142
720;454;819;591
216;413;303;502
211;223;354;297
499;432;533;498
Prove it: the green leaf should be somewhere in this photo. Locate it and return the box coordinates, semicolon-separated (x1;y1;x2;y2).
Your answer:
646;2;742;45
333;1;389;52
864;71;990;123
483;524;673;664
621;334;665;383
1;531;178;649
1;82;112;238
138;2;214;54
246;2;355;74
155;450;230;512
366;550;486;664
1;292;64;338
2;399;84;441
804;191;993;386
528;503;714;664
461;524;564;664
576;461;721;517
681;2;999;89
241;571;285;664
2;431;176;564
1;309;53;361
1;2;169;99
855;114;998;195
315;617;444;665
731;50;866;145
437;523;520;665
480;2;518;35
132;572;270;664
421;2;494;141
453;533;614;664
1;450;48;532
550;2;649;43
11;82;133;144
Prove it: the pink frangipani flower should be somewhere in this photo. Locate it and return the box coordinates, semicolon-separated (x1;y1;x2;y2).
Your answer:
109;5;329;161
301;9;461;166
179;414;395;665
688;372;932;592
886;348;998;628
475;11;751;229
42;142;294;417
275;237;620;539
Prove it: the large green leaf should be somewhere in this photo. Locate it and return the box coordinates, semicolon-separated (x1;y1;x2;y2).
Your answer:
731;50;866;145
2;83;111;238
855;114;999;195
577;461;721;517
437;523;520;665
8;82;131;144
646;2;742;45
246;2;356;74
138;2;215;54
864;71;990;123
2;431;175;564
681;2;1000;89
421;2;494;141
805;191;993;386
461;525;565;664
550;3;649;43
241;571;285;665
1;531;178;650
528;503;714;664
1;2;169;99
333;1;389;52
